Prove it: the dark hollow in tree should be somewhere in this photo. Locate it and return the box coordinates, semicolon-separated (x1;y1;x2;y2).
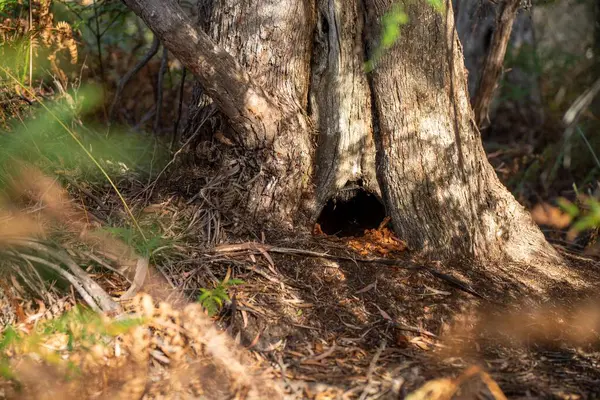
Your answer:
316;182;387;237
123;0;587;296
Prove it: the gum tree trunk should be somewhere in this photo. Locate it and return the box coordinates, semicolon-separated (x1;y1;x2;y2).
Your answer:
363;0;558;267
189;0;380;216
124;0;575;283
310;0;379;203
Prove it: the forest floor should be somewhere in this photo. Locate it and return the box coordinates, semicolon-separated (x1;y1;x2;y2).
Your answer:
8;192;600;399
2;149;600;399
1;136;600;399
186;230;600;399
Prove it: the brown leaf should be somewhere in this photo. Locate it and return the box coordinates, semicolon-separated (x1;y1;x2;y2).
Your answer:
531;203;572;229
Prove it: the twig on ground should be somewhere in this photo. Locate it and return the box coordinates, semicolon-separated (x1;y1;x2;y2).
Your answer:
391;324;438;338
214;242;493;302
60;174;109;213
308;342;337;362
78;250;132;283
359;340;386;400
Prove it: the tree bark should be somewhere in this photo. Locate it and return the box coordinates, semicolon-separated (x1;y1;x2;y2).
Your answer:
123;0;316;227
310;0;379;203
124;0;581;289
363;0;560;268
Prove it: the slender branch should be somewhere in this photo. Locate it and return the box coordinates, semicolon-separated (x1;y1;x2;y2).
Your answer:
109;34;160;122
92;0;105;83
562;77;600;168
171;67;187;151
19;253;102;313
10;240;121;314
472;0;520;128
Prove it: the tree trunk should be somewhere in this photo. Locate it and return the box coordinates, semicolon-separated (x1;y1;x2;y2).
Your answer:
363;0;560;267
124;0;316;228
453;0;543;136
189;0;380;216
124;0;579;287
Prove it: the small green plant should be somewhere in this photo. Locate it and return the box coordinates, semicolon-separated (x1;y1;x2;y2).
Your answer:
198;270;244;317
0;306;142;379
558;195;600;239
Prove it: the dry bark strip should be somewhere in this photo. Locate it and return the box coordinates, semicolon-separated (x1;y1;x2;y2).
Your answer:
10;239;121;314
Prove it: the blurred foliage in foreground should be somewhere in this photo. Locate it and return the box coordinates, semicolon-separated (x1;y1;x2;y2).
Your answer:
0;294;274;398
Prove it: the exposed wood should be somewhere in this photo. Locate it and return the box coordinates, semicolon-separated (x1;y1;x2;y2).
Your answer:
12;240;121;314
121;256;150;300
310;0;379;205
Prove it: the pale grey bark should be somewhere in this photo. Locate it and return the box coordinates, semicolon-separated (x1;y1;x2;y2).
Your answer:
310;0;379;204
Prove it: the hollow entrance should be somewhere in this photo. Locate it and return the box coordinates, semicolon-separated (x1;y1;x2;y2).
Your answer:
317;185;387;237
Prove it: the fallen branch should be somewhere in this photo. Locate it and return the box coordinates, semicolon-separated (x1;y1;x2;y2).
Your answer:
18;253;103;313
